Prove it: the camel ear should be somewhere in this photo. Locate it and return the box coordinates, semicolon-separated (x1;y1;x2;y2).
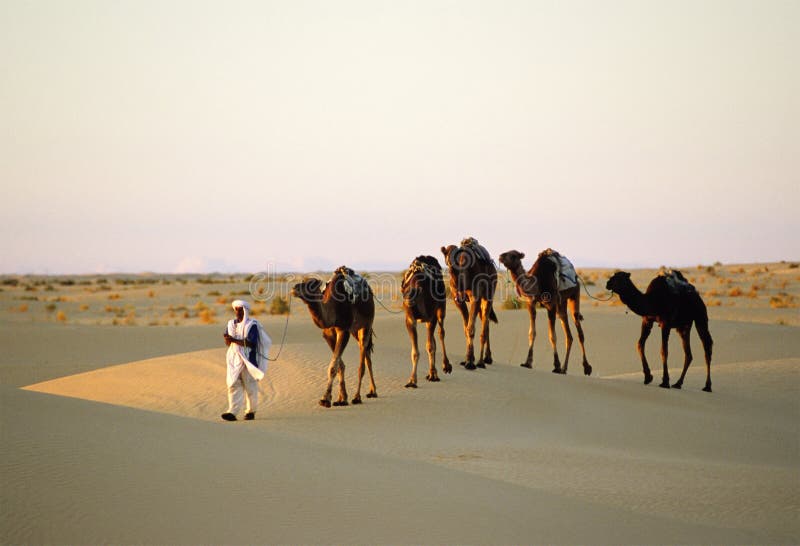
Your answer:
441;246;447;255
519;253;525;259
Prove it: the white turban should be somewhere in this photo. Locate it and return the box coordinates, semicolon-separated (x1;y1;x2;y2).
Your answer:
231;299;251;311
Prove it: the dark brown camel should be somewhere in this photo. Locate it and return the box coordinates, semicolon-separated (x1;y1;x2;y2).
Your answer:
291;266;377;407
401;255;452;388
441;239;498;370
606;270;713;392
499;249;592;375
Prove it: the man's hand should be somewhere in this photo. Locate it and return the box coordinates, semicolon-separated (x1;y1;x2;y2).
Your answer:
224;333;233;346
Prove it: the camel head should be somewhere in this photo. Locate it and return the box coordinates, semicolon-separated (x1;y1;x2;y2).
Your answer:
606;271;632;294
498;250;525;271
291;277;325;303
441;244;471;304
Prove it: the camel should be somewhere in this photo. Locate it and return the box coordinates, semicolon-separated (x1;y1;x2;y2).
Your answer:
498;249;592;376
441;238;498;370
291;266;378;407
401;255;452;388
606;270;713;392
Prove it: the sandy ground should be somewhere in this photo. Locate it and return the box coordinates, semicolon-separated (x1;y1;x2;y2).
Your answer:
1;263;799;544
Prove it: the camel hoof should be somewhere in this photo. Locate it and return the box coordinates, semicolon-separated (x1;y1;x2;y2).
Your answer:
520;363;532;369
484;357;493;365
405;382;418;389
319;399;331;408
552;367;562;374
672;382;682;390
333;400;349;407
443;364;452;374
426;375;440;382
476;362;486;369
464;362;476;371
659;381;671;389
366;392;378;398
702;385;712;393
584;364;592;376
459;361;467;367
644;374;654;385
351;396;362;404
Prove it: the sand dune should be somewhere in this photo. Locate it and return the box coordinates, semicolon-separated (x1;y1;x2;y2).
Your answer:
11;305;798;544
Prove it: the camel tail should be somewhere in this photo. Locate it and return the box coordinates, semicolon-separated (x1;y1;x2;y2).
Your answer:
366;328;375;355
489;308;498;323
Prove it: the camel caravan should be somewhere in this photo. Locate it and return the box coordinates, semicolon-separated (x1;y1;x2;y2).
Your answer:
291;238;714;408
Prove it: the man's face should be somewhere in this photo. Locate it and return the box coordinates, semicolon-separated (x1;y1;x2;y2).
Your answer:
235;306;244;321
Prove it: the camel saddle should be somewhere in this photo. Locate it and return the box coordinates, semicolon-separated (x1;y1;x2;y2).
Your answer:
403;256;442;286
539;248;578;291
460;237;493;264
335;266;371;303
659;269;696;296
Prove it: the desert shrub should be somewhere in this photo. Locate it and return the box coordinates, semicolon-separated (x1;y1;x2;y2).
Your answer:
56;311;67;322
216;296;228;305
147;290;155;298
770;293;797;309
207;290;221;296
108;293;121;300
198;308;216;324
79;304;89;311
59;279;75;286
45;303;57;313
194;301;209;311
728;287;743;297
502;295;522;310
2;278;19;287
706;289;721;297
706;299;722;307
269;296;290;315
18;304;29;312
789;263;799;269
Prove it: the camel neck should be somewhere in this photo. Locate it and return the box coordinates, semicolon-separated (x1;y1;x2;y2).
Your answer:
507;263;539;298
303;298;335;329
616;282;650;316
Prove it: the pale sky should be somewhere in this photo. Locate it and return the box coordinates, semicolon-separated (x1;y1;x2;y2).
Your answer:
2;0;798;274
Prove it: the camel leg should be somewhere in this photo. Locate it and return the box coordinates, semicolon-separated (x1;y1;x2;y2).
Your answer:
352;328;376;404
425;321;439;382
547;307;562;373
696;317;713;392
405;317;420;388
464;300;479;370
521;302;536;368
323;330;349;407
672;325;693;389
437;308;452;374
558;307;573;375
637;319;654;385
481;300;493;364
481;300;494;364
569;296;592;376
659;326;671;389
333;359;348;406
319;329;338;407
455;299;471;367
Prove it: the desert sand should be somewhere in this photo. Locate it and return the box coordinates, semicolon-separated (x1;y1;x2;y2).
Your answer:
1;263;799;544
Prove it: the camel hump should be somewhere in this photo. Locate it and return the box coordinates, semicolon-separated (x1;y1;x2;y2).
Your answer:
659;268;696;295
538;249;577;291
334;266;371;303
460;237;492;264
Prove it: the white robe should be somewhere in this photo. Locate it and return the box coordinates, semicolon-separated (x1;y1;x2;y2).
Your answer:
226;318;266;387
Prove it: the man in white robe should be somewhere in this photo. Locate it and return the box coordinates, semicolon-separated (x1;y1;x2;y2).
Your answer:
221;299;270;421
